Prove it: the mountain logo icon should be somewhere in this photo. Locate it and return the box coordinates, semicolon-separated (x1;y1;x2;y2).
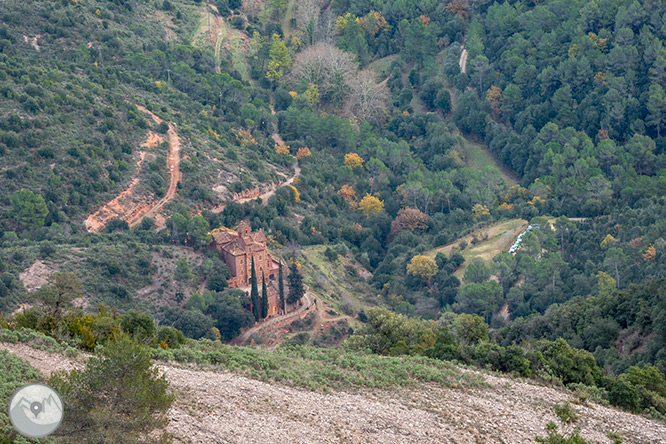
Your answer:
8;383;64;438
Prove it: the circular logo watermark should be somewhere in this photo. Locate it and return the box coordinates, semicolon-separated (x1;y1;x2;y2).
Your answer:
8;383;63;438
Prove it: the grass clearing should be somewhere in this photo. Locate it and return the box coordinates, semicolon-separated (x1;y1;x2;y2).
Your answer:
281;0;296;38
190;3;214;49
300;245;377;314
427;219;528;281
459;136;518;186
366;54;399;80
228;32;251;82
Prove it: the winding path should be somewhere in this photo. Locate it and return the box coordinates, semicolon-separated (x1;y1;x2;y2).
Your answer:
84;105;181;232
131;105;182;228
231;291;314;346
211;134;301;214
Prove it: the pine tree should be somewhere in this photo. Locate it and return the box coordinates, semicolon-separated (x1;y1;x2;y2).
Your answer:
250;257;260;321
48;337;173;443
266;34;292;82
261;271;268;319
278;262;285;314
287;262;305;305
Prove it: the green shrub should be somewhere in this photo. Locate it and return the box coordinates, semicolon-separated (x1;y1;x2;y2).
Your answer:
0;349;42;444
156;326;185;349
608;377;640;413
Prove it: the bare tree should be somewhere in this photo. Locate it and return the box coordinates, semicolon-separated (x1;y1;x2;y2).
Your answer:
242;0;263;15
295;0;321;45
290;43;357;101
282;240;301;261
317;8;336;44
343;70;391;125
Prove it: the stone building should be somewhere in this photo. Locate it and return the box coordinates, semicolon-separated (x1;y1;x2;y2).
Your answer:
210;221;281;316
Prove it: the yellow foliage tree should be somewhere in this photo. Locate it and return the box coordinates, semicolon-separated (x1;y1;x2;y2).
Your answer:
358;10;388;36
232;128;257;146
472;204;490;217
596;271;616;296
335;12;359;32
528;196;546;206
486;85;502;116
344;152;364;168
290;35;302;50
600;234;616;249
337;184;357;201
358;194;384;217
305;84;319;104
289;185;300;202
643;244;656;262
296;147;312;160
266;34;292;82
498;202;514;211
275;141;290;155
407;255;438;282
594;71;608;86
266;60;283;82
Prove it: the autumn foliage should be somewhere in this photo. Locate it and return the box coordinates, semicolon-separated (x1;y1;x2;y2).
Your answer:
472;204;490;217
337;184;357;201
390;207;428;237
486;85;502;116
643;245;656;262
344;152;364;168
232;128;257;146
275;141;290;155
407;255;438;282
296;147;312;160
358;194;384;217
445;0;469;19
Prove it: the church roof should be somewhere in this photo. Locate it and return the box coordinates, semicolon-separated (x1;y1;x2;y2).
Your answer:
211;223;267;256
212;230;238;245
253;230;266;243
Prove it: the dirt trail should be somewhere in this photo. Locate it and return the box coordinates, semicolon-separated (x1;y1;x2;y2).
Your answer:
84;105;180;232
459;47;468;73
308;298;354;338
237;163;300;204
211;161;301;214
231;291;314;346
84;150;150;232
207;4;226;74
3;341;666;444
133;105;182;229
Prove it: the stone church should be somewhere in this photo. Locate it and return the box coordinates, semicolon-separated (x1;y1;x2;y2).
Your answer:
210;221;281;316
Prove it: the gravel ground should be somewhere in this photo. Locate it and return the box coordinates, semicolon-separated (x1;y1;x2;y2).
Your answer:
2;342;665;444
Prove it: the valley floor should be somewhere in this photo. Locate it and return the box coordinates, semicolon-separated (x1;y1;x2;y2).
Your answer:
3;342;665;443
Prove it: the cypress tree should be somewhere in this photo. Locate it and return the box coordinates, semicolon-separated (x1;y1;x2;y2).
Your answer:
261;271;268;319
278;261;285;314
250;257;260;321
287;261;305;305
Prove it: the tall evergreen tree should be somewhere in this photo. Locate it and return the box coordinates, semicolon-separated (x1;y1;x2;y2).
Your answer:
261;271;268;319
287;262;305;305
278;262;285;314
250;257;260;321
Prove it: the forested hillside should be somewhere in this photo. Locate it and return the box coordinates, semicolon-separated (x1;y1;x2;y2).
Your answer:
2;0;666;438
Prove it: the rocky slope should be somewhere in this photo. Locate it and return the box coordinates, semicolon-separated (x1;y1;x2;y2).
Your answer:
2;342;665;444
